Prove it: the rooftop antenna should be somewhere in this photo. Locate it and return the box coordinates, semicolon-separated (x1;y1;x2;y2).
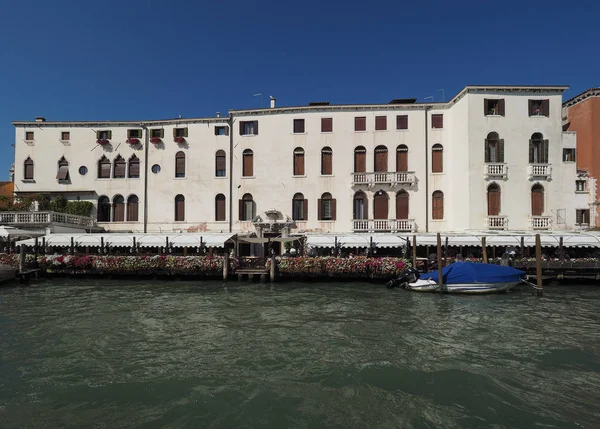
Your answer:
424;96;434;103
253;93;263;108
437;89;445;102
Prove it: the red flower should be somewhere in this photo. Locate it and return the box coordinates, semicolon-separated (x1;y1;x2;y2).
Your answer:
174;136;186;143
150;137;161;144
126;138;140;145
97;139;110;145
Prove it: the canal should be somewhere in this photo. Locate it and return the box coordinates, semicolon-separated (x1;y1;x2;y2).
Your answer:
1;280;599;428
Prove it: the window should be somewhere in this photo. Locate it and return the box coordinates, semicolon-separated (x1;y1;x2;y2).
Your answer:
150;129;164;138
98;156;111;178
431;114;443;129
432;191;444;219
396;145;408;172
531;184;544;216
113;155;126;178
375;116;387;131
113;195;125;222
321;147;333;175
175;194;185;221
292;193;307;221
78;166;88;176
127;195;139;222
215;194;226;221
175;151;186;178
242;149;253;177
432;144;443;173
293;147;305;176
529;99;549;117
97;196;110;222
485;132;504;163
396;191;409;219
354;146;366;173
127;129;142;139
25;131;34;141
374;145;388;172
484;99;505;116
576;180;587;192
529;133;548;164
61;131;70;141
563;148;576;162
23;157;34;180
239;194;255;221
57;157;70;182
97;130;112;140
353;192;367;220
215;126;229;136
240;121;258;136
318;192;336;220
396;115;408;130
151;164;161;174
293;119;305;134
128;155;140;178
487;183;501;216
321;118;333;132
354;116;366;131
576;209;590;225
215;150;226;177
173;127;188;138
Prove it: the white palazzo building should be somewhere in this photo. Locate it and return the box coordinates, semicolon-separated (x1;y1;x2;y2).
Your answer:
10;85;595;237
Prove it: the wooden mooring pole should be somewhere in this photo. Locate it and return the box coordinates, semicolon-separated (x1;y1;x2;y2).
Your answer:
19;244;26;273
412;235;417;269
223;252;229;281
482;237;488;263
437;233;445;292
535;234;543;296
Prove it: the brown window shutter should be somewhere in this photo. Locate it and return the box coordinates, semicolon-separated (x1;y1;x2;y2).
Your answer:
254;121;259;135
216;152;226;173
498;99;505;116
396;115;408;130
294;152;305;175
129;160;140;177
176;153;185;177
239;199;244;220
432;192;443;219
375;116;387;130
224;126;229;136
303;199;308;220
354;150;366;173
239;122;244;135
531;188;544;216
321;118;332;132
374;148;388;172
397;149;408;172
431;114;443;129
355;117;366;131
24;161;34;180
56;166;69;180
293;119;305;133
528;100;534;116
396;192;409;219
432;150;443;173
322;150;332;175
216;196;226;221
487;187;500;216
484;99;489;115
317;199;322;220
100;162;110;178
542;99;550;117
331;199;336;220
175;197;185;221
114;161;125;178
243;153;253;176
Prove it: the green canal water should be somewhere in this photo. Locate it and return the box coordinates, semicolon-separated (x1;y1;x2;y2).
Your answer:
1;280;599;429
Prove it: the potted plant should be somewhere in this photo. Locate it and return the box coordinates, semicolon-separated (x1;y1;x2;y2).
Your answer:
126;138;140;145
97;139;110;145
150;137;162;144
174;136;186;144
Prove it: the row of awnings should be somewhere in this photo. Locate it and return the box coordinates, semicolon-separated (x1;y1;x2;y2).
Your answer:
16;233;235;248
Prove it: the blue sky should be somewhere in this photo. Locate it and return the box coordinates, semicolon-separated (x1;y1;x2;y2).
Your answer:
1;0;597;179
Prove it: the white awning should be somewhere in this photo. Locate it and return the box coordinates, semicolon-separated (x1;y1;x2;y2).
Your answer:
409;233;600;248
306;234;406;249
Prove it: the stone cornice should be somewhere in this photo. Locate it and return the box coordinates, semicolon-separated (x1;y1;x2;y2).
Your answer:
563;88;600;108
12;117;228;128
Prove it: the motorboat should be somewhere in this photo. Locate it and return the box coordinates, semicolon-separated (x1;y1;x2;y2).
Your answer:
387;262;526;294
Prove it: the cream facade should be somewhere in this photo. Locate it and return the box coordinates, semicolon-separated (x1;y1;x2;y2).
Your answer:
11;85;594;235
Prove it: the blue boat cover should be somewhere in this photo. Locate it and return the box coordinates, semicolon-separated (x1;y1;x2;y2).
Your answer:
419;262;525;284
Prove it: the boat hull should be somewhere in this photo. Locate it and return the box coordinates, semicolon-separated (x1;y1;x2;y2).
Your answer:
406;279;519;294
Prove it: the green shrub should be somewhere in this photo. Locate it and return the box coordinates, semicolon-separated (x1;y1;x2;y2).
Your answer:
65;201;94;217
49;196;68;213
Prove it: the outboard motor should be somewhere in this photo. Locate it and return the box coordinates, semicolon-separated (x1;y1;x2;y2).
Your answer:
386;267;420;288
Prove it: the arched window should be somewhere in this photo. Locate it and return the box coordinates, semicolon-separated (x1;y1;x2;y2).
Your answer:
215;150;226;177
487;183;501;216
98;156;111;179
373;190;389;219
113;155;126;178
97;196;110;222
432;191;444;220
396;191;409;219
353;191;368;220
432;144;443;173
531;184;544;216
175;151;185;178
215;194;226;221
485;132;504;163
127;195;139;222
112;195;125;222
292;192;307;221
354;146;366;173
239;193;255;221
293;147;305;176
128;155;140;178
175;194;185;221
318;192;335;220
56;157;70;182
529;133;548;164
242;149;253;177
374;145;388;172
396;145;408;172
23;157;34;180
321;147;333;175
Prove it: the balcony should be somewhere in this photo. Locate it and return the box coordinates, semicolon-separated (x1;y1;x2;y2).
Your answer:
0;211;96;228
352;219;416;233
352;172;417;188
530;216;552;230
486;216;508;230
483;163;508;180
528;164;552;181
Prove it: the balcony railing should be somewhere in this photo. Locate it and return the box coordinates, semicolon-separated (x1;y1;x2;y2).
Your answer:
352;219;415;232
483;163;508;180
530;216;552;230
486;216;508;230
528;164;552;180
0;211;96;228
352;172;416;187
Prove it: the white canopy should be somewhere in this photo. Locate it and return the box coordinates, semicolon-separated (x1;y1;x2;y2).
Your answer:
306;234;407;249
409;232;600;248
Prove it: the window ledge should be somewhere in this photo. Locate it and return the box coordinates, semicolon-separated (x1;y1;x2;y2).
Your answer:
354;130;367;133
292;132;307;135
174;177;187;180
319;220;335;223
575;190;589;194
214;176;228;179
240;134;258;137
21;179;35;183
375;130;388;132
430;219;445;222
431;128;444;130
430;172;444;175
242;176;255;179
485;114;503;117
563;161;576;163
96;178;112;181
293;175;307;178
128;176;140;179
395;129;409;132
321;131;333;134
529;115;548;118
320;174;335;177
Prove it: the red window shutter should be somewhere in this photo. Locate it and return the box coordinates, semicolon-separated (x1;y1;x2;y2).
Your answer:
293;119;305;133
431;114;443;129
321;150;332;175
374;148;388;172
375;116;387;130
303;199;308;221
396;193;409;219
498;99;505;116
355;117;366;131
542;99;550;117
331;199;336;220
396;115;408;130
317;199;322;220
354;150;366;173
294;152;305;175
397;149;408;172
321;118;333;132
432;150;443;173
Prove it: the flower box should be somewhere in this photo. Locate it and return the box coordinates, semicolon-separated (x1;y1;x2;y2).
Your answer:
174;137;186;144
150;137;162;144
97;139;110;145
126;138;140;145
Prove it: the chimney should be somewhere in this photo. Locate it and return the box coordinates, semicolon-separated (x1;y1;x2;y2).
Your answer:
35;117;46;122
270;96;276;108
216;112;221;118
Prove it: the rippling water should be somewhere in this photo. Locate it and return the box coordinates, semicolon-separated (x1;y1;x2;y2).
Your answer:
1;280;599;428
